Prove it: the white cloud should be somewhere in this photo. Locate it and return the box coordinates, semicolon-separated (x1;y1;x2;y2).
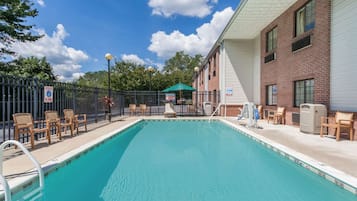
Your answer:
148;0;218;18
37;0;45;7
148;7;234;59
121;54;146;65
11;24;89;82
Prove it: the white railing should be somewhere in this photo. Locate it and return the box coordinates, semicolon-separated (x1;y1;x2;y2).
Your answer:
209;103;223;122
0;140;45;201
0;173;10;201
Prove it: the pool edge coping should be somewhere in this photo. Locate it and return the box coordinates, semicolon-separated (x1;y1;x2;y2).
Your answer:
3;119;143;198
3;118;357;198
221;119;357;195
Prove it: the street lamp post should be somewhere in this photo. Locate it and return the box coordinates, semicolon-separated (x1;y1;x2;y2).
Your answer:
194;66;199;114
105;53;113;122
147;66;154;91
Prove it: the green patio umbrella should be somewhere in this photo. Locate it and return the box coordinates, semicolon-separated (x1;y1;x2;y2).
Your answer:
162;82;196;102
162;82;196;93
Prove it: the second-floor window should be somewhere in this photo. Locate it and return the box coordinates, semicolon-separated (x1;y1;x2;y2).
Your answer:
266;27;277;52
295;0;315;36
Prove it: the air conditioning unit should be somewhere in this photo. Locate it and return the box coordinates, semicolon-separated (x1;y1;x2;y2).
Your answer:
300;104;327;134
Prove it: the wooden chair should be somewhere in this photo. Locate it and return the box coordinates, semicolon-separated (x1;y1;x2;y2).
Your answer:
267;107;286;124
320;112;354;141
63;109;87;134
129;104;136;116
139;104;148;115
45;110;73;140
12;113;50;149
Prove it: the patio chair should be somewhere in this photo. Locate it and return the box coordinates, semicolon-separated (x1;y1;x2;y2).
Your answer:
164;102;176;118
12;113;50;149
129;104;136;116
45;110;73;140
139;104;148;115
63;109;87;134
267;107;286;124
320;112;354;141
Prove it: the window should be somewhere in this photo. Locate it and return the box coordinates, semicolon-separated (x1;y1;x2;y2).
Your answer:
266;85;277;105
266;27;277;52
295;0;315;36
294;79;314;107
208;61;211;80
213;53;217;77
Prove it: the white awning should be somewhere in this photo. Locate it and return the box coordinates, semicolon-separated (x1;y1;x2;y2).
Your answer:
221;0;298;40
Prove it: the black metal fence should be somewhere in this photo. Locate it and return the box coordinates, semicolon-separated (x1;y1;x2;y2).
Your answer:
0;75;220;143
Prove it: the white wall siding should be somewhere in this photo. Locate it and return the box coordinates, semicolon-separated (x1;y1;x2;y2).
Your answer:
252;35;261;104
223;39;255;104
330;0;357;112
204;64;209;102
219;42;226;104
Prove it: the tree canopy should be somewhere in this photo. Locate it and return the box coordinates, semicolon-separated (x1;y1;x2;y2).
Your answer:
0;0;42;56
0;56;56;80
76;51;203;91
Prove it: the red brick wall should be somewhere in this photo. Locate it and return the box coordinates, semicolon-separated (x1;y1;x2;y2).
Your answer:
208;48;220;92
261;0;331;125
193;47;221;108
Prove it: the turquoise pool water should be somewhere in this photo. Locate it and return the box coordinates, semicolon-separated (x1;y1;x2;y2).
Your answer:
12;120;357;201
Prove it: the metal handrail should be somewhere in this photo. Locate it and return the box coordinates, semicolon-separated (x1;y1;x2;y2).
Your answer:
0;173;11;201
0;140;45;201
209;102;222;122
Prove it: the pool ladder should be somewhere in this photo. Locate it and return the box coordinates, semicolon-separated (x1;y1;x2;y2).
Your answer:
209;103;222;122
0;140;45;201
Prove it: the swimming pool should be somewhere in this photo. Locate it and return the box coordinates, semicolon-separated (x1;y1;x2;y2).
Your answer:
11;120;357;200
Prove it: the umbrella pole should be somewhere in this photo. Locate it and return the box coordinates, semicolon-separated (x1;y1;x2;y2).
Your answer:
180;90;182;115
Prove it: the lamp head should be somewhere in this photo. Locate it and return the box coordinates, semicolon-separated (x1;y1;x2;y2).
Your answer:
105;53;113;61
148;66;154;72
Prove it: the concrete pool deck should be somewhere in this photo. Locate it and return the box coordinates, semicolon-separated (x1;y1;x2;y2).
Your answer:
1;116;357;193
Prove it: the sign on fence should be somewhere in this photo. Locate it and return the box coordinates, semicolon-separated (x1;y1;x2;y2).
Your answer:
44;86;53;103
165;93;176;103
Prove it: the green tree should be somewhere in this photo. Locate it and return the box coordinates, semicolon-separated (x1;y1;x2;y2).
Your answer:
111;61;148;91
0;56;56;80
75;51;203;91
0;0;42;56
163;51;202;86
76;71;108;88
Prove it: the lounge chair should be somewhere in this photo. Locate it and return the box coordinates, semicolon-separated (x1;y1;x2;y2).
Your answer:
129;104;136;116
164;102;176;118
12;113;50;149
267;107;286;124
139;104;148;115
63;109;87;134
45;110;73;140
320;112;354;141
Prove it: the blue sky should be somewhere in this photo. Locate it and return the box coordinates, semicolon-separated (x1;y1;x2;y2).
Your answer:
10;0;240;81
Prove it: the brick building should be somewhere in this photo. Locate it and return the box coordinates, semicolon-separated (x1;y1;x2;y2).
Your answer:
193;0;357;126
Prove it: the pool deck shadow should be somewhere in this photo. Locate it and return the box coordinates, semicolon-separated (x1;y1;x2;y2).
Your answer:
1;116;357;193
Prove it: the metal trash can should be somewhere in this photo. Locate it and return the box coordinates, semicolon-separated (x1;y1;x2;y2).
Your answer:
203;102;212;116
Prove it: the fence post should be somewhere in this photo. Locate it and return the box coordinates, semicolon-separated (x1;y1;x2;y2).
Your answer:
33;78;38;121
72;85;76;112
1;77;5;141
95;87;98;123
